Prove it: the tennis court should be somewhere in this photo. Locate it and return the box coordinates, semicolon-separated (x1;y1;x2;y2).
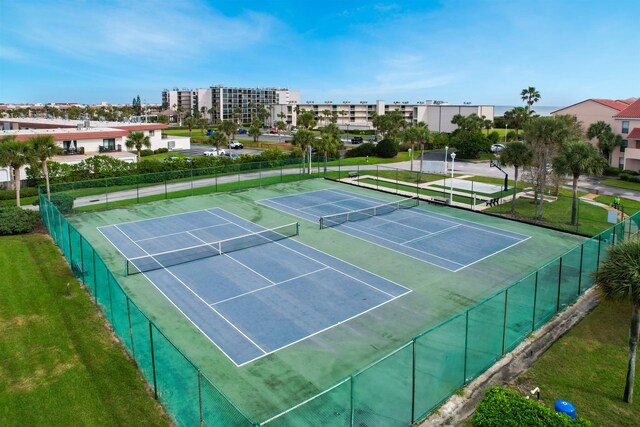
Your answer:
98;207;410;366
259;189;530;272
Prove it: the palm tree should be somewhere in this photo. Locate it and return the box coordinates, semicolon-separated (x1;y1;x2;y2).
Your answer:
176;106;185;126
29;135;63;199
0;136;34;207
552;140;607;225
593;236;640;403
524;116;570;219
198;118;208;136
275;120;287;143
587;121;623;165
315;132;340;172
401;126;421;172
219;120;237;147
210;132;227;153
249;118;262;144
520;86;541;114
207;106;216;123
297;111;316;130
184;116;196;137
292;129;315;174
499;141;533;214
504;106;530;139
125;131;151;163
339;110;349;133
483;117;493;136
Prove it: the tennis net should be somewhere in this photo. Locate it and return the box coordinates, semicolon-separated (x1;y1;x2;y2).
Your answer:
319;197;419;229
125;222;299;275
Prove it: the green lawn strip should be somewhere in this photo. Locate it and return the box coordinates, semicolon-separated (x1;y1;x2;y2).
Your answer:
357;177;475;204
326;152;411;166
0;196;39;207
601;178;640;191
485;188;611;236
462;175;527;189
594;195;640;216
73;174;317;212
0;234;171;426
517;300;640;426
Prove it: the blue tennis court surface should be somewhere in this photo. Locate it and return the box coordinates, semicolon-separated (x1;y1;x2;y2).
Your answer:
258;189;530;272
98;208;410;366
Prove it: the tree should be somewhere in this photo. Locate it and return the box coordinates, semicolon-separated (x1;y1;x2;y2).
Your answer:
157;114;169;125
523;116;571;219
451;113;484;133
297;111;316;130
184;115;196;137
593;236;640;403
219;120;237;146
124;131;151;163
0;136;34;207
176;106;184;126
503;107;530;139
552;140;607;225
401;126;422;172
275;120;287;143
207;106;216;123
520;86;541;114
249;118;262;144
29;135;63;200
587;121;623;164
291;129;315;173
483;117;493;135
314;131;341;172
198;118;208;136
372;111;406;140
209;132;227;153
499;141;533;214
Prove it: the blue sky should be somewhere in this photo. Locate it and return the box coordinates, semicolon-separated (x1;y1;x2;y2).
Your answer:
1;0;638;106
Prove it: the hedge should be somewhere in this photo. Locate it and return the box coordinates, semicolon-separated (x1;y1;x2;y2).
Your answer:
472;386;591;427
0;188;39;200
0;207;40;235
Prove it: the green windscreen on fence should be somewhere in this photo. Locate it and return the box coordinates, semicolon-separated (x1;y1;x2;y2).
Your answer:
38;180;640;427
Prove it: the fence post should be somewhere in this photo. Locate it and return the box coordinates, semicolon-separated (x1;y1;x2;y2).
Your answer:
164;172;168;199
198;370;204;426
79;234;84;285
411;339;417;423
502;289;508;355
596;235;602;272
556;257;563;312
93;250;97;302
67;221;72;262
149;322;158;400
463;310;469;383
350;375;355;426
127;296;136;359
105;178;109;209
577;244;584;295
532;271;539;330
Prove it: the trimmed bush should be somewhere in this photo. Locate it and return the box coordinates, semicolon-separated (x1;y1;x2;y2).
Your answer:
139;149;153;157
345;142;377;158
154;147;169;154
0;188;39;200
604;167;621;177
473;386;591;427
0;207;40;235
50;193;75;214
375;139;399;158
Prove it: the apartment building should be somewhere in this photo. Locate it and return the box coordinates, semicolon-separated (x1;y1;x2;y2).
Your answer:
552;98;639;170
162;86;301;125
0;118;190;186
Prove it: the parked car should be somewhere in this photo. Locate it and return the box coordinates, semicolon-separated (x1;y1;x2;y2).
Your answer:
491;144;506;153
237;128;248;134
368;135;378;142
206;129;214;136
225;152;240;160
184;157;194;162
351;136;364;144
229;140;243;149
203;148;227;157
290;129;298;134
269;127;279;134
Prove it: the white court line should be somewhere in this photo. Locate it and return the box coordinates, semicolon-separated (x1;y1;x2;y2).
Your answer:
297;196;369;213
97;225;246;367
113;224;268;356
213;210;408;298
211;267;330;306
97;206;229;229
457;236;533;271
135;221;232;242
401;225;460;244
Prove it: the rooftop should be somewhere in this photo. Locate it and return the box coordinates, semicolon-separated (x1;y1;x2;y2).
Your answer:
614;98;640;119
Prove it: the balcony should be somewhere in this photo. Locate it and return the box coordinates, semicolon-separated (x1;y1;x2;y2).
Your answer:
98;145;122;153
624;147;640;161
63;147;85;155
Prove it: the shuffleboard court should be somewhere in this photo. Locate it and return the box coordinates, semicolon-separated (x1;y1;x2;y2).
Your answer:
98;208;410;366
258;189;530;272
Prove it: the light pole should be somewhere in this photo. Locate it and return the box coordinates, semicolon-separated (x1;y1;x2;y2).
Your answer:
444;145;449;174
449;152;456;205
505;123;508;143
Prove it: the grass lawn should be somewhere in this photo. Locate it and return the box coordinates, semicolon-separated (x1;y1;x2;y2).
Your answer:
0;234;171;426
595;195;640;217
601;178;640;192
517;300;640;426
486;188;613;236
0;196;39;207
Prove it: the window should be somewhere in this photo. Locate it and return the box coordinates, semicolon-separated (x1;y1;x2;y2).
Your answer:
622;121;629;134
149;130;155;136
618;157;624;170
621;139;628;153
103;138;115;150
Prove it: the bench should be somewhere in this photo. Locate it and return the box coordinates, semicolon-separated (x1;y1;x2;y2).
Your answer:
430;196;449;205
485;198;500;207
348;171;359;178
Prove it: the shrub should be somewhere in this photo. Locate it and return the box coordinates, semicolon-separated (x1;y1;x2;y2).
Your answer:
0;207;40;235
154;147;169;154
345;142;377;158
139;149;153;157
191;137;209;145
473;386;591;427
375;139;399;158
450;131;491;159
50;193;75;214
487;131;500;144
0;187;39;200
604;167;621;177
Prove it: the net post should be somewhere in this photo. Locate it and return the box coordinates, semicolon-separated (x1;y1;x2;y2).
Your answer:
411;338;416;423
349;375;355;426
149;321;158;400
295;222;299;236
